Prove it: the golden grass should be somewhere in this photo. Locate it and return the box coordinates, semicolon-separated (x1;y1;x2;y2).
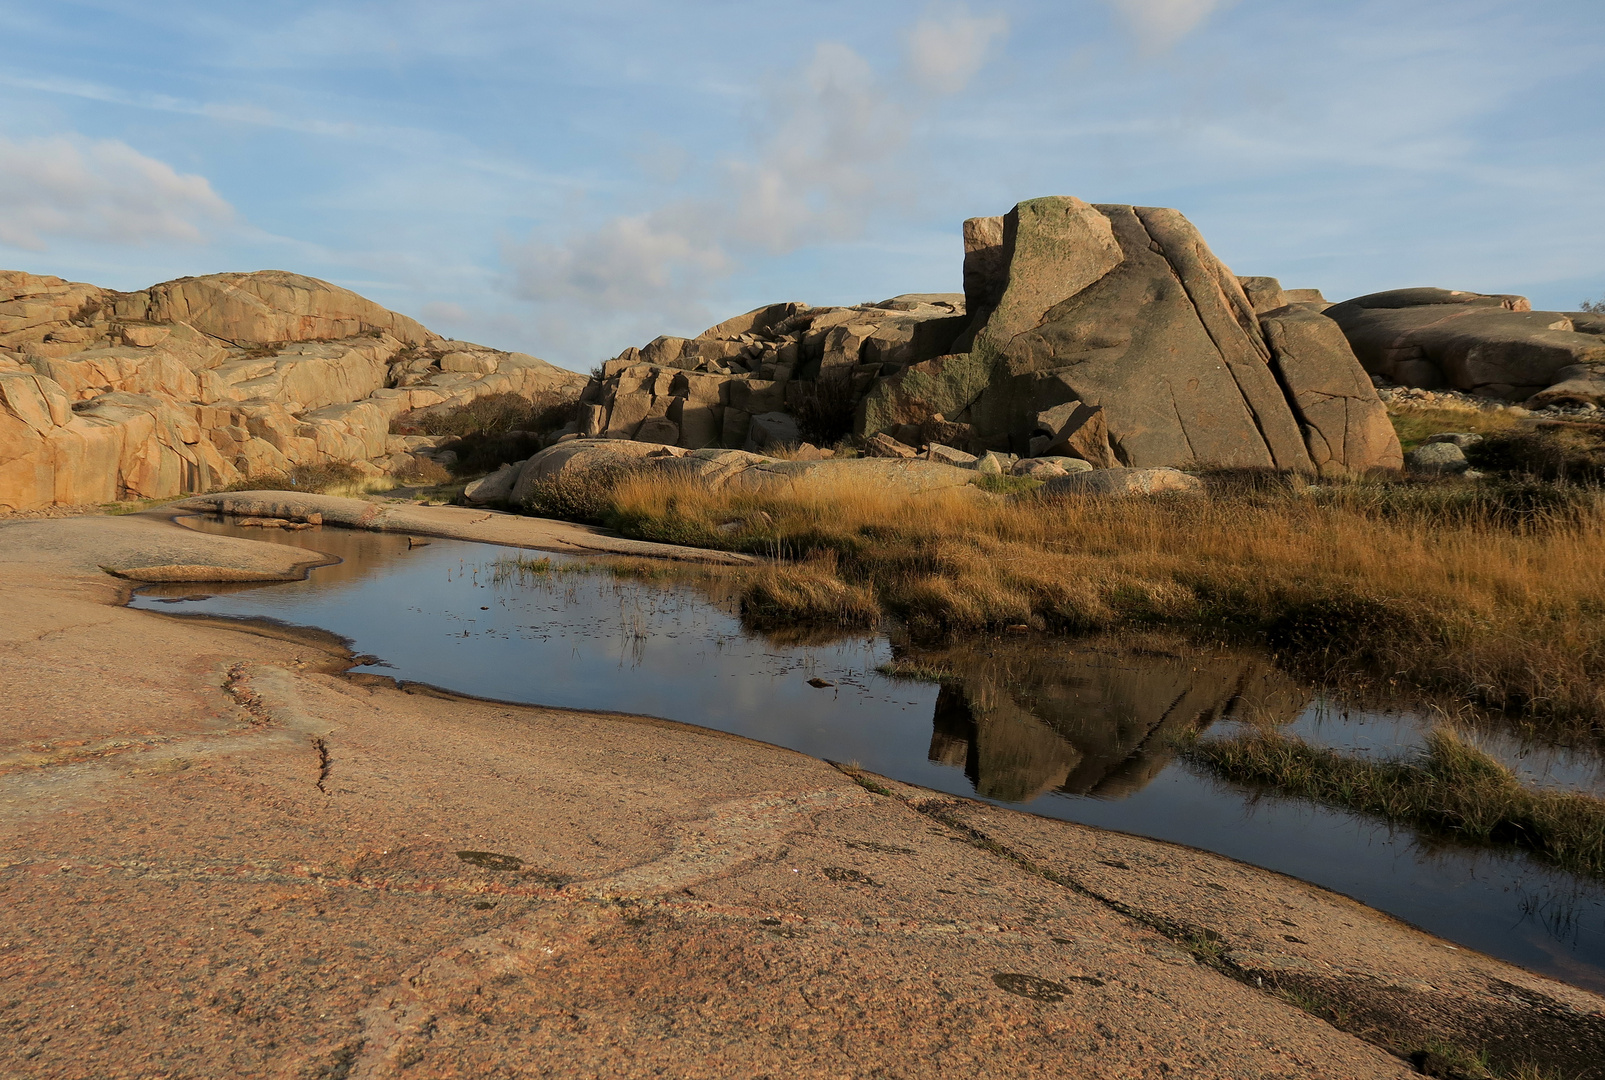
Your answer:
590;469;1605;730
1186;727;1605;878
224;461;401;498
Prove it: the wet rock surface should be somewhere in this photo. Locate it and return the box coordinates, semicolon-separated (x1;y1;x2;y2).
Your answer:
2;511;1600;1077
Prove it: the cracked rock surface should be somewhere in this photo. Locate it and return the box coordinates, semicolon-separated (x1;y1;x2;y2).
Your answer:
2;512;1600;1078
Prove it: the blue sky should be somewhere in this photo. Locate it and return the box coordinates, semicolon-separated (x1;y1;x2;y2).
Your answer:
2;0;1601;371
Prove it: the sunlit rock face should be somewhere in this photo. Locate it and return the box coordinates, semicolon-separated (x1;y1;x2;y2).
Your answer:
0;270;584;509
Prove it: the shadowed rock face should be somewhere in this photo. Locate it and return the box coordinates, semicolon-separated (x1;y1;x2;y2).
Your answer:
0;270;585;510
921;640;1309;802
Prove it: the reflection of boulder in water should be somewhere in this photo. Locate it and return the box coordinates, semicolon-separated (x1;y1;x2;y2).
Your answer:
923;640;1307;802
929;683;1084;803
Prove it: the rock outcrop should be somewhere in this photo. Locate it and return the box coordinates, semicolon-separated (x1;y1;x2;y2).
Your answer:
577;197;1401;477
1324;288;1605;405
0;270;585;509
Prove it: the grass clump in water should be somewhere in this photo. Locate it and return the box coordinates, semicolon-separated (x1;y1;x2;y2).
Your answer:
1185;727;1605;878
741;552;880;632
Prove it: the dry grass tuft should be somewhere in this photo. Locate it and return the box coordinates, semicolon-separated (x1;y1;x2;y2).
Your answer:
523;467;1605;730
741;551;881;631
1186;727;1605;878
224;461;395;498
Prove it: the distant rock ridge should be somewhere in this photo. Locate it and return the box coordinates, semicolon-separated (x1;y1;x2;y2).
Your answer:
576;196;1403;477
0;270;584;509
1322;287;1605;407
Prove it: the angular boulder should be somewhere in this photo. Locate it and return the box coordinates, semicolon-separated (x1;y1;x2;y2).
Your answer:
951;198;1313;471
1260;306;1403;475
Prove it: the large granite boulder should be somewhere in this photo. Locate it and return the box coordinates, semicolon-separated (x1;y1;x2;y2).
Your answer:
0;270;585;510
871;197;1397;475
1324;288;1605;400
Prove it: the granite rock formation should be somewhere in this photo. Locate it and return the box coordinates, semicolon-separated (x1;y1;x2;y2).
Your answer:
0;270;584;509
579;197;1402;477
1323;287;1605;407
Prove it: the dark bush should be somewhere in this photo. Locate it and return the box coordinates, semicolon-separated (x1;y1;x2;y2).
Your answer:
1467;425;1605;484
223;461;368;494
397;392;580;475
520;467;636;525
789;370;859;447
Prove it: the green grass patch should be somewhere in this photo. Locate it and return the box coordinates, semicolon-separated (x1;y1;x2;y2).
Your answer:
1388;405;1521;451
973;472;1042;495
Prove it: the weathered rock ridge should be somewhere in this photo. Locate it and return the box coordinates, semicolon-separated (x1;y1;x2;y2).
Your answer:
0;270;585;509
1323;287;1605;407
577;196;1402;477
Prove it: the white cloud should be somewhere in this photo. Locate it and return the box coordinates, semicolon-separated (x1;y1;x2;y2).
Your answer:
906;8;1010;94
507;22;1008;362
1105;0;1232;52
509;211;727;315
0;134;233;251
724;41;910;253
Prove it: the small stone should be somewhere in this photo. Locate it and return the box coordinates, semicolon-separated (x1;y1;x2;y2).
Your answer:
806;677;835;688
927;443;978;467
1404;441;1469;474
1423;432;1483;448
866;432;917;459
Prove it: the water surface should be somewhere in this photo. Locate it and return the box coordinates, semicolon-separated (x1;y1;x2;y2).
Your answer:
133;517;1605;993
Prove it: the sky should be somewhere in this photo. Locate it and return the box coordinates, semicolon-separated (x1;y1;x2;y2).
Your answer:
1;0;1601;371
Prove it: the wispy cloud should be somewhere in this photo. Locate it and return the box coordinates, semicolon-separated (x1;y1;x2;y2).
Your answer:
1104;0;1233;52
0;134;233;251
905;7;1009;94
505;6;1010;363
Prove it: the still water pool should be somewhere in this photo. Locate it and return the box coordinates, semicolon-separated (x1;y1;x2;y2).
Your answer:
132;517;1605;993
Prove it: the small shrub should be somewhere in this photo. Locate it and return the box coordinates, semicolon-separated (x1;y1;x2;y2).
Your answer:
411;391;578;439
1580;295;1605;314
390;455;452;488
223;461;373;495
520;466;637;525
396;392;581;475
1468;426;1605;484
789;370;859;447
